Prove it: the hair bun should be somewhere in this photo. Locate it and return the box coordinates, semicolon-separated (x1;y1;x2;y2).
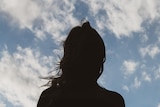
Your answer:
82;21;91;29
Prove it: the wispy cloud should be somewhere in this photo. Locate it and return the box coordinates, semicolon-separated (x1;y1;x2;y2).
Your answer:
0;101;6;107
123;71;152;91
139;44;160;58
0;46;53;107
141;71;151;82
1;0;160;41
158;103;160;107
82;0;160;38
0;0;41;29
0;0;79;42
122;85;129;92
140;34;148;43
131;77;141;89
154;66;160;80
122;60;139;75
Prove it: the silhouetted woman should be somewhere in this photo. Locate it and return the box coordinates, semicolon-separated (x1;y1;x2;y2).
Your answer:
37;21;125;107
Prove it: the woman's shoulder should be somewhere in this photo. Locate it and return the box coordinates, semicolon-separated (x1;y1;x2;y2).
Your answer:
37;86;59;107
97;86;125;107
39;87;53;97
99;86;123;97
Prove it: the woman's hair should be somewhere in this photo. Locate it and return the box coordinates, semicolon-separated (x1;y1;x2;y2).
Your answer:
49;21;106;88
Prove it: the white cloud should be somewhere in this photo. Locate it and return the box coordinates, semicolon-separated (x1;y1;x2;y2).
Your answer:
132;77;141;89
0;0;41;29
1;0;160;41
125;71;151;90
0;101;6;107
141;71;151;82
140;34;148;43
0;0;79;42
0;46;54;107
122;85;129;92
155;66;160;79
122;60;139;75
37;0;79;42
82;0;160;38
157;103;160;107
139;44;160;58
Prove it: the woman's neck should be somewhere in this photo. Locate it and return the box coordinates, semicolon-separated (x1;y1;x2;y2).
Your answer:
63;79;98;89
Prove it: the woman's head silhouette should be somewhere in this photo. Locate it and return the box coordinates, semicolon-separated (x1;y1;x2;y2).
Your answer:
37;21;125;107
59;21;106;84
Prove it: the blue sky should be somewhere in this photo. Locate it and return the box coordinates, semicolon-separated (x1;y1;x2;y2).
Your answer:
0;0;160;107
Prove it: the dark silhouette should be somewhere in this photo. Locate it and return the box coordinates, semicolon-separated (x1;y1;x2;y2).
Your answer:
37;21;125;107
